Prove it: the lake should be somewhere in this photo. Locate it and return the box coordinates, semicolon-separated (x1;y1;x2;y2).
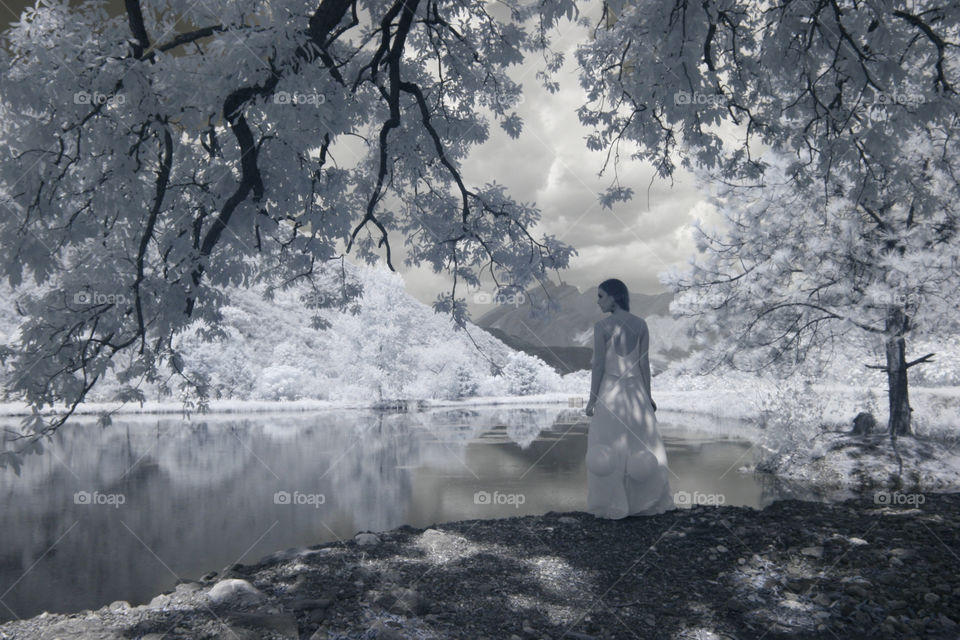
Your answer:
0;405;780;621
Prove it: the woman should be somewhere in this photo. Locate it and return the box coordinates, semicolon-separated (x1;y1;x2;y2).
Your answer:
584;279;673;518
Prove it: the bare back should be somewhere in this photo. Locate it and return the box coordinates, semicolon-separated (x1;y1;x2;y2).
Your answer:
599;313;648;357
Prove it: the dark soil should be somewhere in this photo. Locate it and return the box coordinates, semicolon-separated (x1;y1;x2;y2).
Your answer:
1;494;959;639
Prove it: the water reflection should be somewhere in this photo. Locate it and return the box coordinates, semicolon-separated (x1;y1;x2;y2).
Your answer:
1;407;772;621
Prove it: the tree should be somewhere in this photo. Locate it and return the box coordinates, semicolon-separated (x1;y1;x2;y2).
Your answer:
664;154;958;435
577;0;960;435
0;0;578;463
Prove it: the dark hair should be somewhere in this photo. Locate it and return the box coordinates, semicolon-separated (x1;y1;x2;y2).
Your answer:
599;279;629;312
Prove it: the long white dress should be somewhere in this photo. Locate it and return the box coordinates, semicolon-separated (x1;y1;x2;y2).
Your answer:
586;315;674;519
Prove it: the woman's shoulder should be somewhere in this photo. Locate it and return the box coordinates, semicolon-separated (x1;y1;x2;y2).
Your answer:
595;314;647;331
599;313;646;326
617;313;649;337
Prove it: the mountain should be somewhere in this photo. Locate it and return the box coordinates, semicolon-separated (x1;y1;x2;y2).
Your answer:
483;327;593;375
474;281;691;373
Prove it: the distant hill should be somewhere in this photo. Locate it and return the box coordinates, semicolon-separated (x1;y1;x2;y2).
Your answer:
483;327;593;375
474;281;691;374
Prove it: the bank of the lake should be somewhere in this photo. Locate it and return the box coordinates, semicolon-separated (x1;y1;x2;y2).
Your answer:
1;494;958;640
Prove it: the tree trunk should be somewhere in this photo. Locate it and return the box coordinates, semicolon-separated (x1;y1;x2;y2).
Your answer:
884;306;912;436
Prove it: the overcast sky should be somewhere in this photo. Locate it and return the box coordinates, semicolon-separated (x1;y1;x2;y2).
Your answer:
0;0;713;319
390;7;712;319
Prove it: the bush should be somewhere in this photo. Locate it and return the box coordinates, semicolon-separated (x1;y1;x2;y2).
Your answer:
255;365;308;400
502;352;547;395
752;375;829;471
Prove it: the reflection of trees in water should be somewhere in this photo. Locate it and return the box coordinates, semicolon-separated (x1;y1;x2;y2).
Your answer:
658;412;763;440
153;420;252;488
318;407;570;527
0;411;427;621
318;411;416;533
407;409;486;444
499;408;558;449
405;406;566;449
1;419;166;494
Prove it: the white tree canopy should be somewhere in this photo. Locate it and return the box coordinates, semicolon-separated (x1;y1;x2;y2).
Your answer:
0;0;581;450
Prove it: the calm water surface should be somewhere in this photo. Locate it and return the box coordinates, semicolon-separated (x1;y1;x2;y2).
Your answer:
0;406;782;621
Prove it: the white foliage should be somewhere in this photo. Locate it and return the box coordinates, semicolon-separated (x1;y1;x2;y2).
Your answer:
137;261;566;403
0;0;581;446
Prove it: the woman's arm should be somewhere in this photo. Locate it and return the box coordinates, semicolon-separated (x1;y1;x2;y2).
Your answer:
638;319;656;411
587;322;605;413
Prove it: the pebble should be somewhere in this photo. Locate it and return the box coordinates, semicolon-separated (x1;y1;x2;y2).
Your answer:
147;594;171;609
801;546;824;559
354;533;381;546
174;581;203;595
724;597;748;612
845;584;869;598
207;579;267;606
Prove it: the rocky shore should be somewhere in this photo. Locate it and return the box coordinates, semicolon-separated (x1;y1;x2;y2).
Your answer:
2;494;959;640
